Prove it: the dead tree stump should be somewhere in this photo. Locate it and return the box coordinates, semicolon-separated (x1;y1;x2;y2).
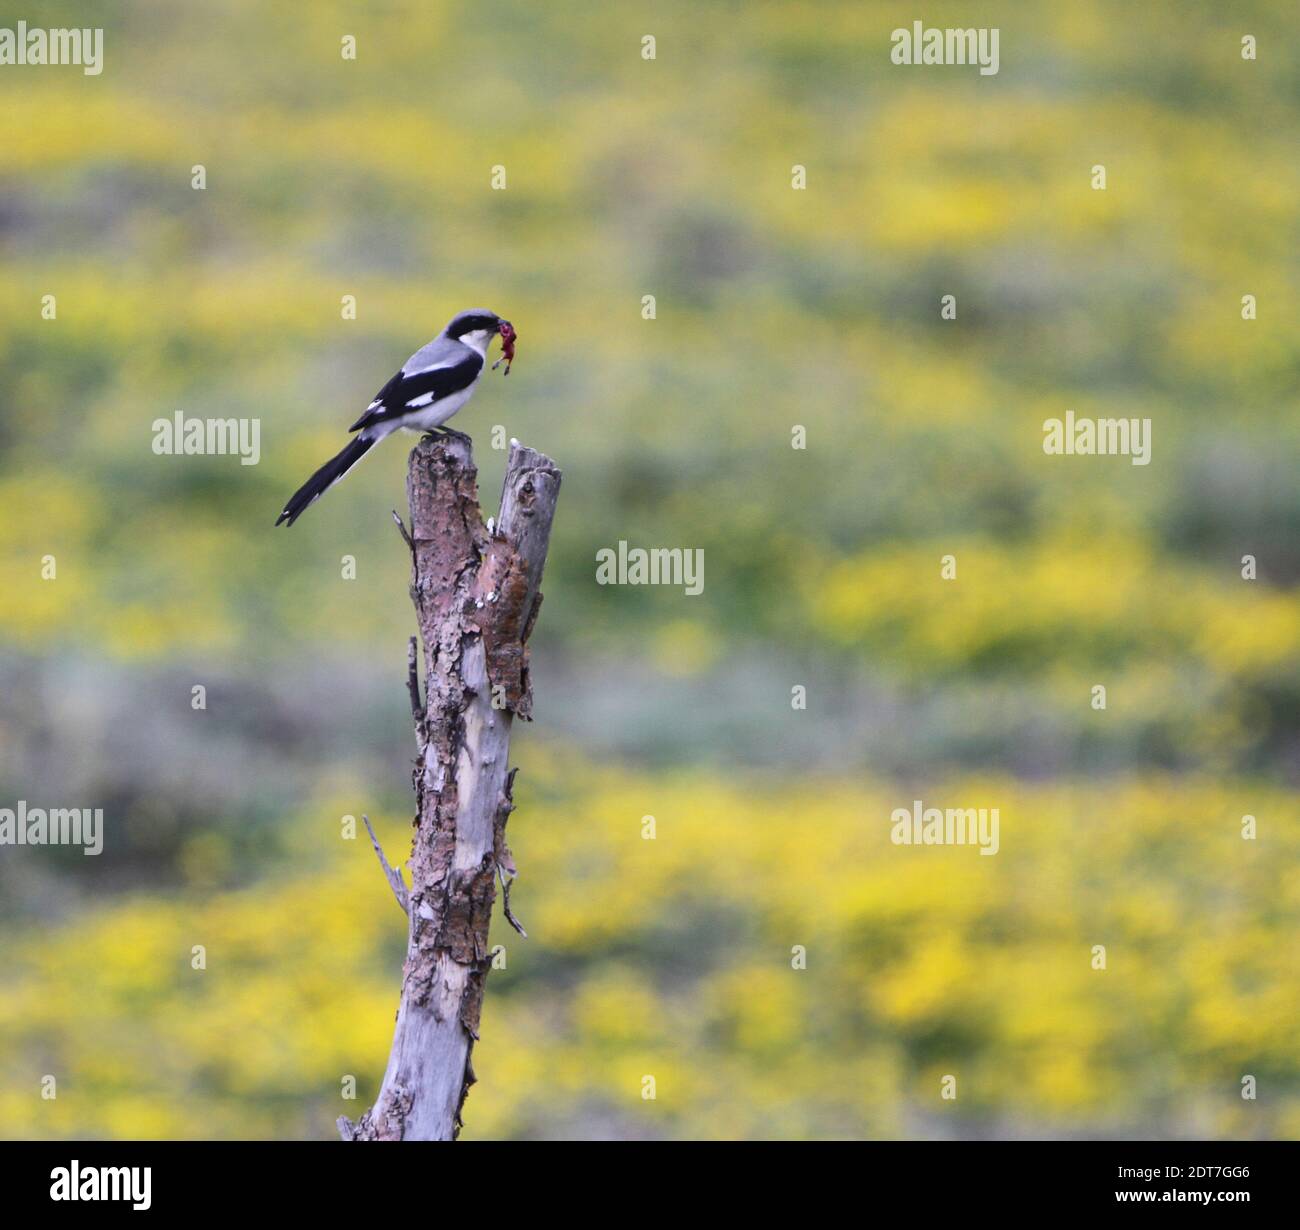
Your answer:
341;435;561;1141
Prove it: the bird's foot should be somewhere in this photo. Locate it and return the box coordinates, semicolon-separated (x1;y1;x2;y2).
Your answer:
433;427;473;447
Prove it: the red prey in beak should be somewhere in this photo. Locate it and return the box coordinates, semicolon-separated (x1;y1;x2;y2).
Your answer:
492;320;516;375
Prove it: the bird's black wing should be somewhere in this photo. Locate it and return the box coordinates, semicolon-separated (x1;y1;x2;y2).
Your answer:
348;351;484;432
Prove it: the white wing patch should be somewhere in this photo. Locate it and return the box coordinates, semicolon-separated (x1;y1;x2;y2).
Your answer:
405;390;438;408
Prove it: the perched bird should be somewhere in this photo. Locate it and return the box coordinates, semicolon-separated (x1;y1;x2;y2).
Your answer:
275;308;515;527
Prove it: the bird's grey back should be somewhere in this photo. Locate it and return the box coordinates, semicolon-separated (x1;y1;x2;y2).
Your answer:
402;332;469;376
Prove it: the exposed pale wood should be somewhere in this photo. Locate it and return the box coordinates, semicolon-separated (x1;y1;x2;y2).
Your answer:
341;436;560;1142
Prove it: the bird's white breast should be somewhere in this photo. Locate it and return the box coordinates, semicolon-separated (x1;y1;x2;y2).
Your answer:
398;384;478;432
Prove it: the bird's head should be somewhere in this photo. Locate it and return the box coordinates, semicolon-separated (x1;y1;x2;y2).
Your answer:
445;308;511;357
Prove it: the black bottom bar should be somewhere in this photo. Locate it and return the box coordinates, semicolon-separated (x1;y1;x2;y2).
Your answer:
2;1139;1292;1216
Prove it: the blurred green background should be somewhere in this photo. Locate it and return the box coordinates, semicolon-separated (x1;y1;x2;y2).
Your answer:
1;0;1297;1139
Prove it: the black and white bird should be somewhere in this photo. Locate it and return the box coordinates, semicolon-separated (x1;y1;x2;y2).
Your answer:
275;308;514;527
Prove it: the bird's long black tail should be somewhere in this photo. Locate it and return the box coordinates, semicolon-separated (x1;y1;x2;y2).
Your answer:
275;434;376;527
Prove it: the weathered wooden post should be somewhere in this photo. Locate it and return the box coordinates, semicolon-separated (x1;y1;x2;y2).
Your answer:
342;435;561;1141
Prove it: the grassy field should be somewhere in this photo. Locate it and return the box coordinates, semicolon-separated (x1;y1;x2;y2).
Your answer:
0;0;1297;1139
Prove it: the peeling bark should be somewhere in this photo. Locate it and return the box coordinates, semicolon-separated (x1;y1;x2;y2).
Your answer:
343;436;561;1142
